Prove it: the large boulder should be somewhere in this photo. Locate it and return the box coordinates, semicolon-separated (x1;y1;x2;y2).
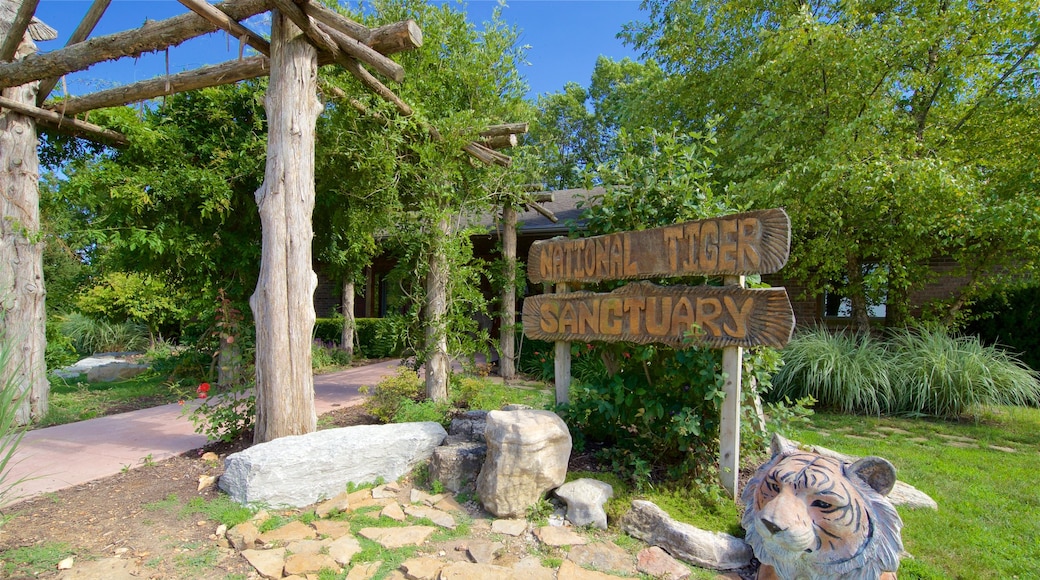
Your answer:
220;422;447;507
476;409;571;517
620;500;752;571
430;441;486;492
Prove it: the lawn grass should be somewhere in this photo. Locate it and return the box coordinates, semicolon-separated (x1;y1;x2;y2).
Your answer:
37;372;182;427
783;406;1040;579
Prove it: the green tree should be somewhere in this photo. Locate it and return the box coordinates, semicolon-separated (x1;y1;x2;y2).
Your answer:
321;0;531;400
625;0;1040;330
52;82;269;327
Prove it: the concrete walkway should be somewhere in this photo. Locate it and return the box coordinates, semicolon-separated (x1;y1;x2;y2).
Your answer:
6;359;401;501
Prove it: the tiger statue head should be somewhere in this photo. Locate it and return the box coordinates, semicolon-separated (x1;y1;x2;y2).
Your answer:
741;434;904;580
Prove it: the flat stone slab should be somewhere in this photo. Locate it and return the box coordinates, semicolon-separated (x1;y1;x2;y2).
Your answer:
220;422;446;507
534;525;588;546
358;525;437;549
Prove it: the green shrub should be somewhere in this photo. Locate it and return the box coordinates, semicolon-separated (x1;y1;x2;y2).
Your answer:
772;325;1040;420
393;399;452;426
59;312;149;355
965;285;1040;371
517;338;555;382
771;327;893;415
312;340;352;371
360;366;423;422
313;317;343;345
44;317;79;369
890;326;1040;419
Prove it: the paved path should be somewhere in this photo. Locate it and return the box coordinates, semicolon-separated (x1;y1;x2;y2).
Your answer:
6;359;401;501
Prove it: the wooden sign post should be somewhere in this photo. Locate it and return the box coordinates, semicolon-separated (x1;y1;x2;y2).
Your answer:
523;209;794;499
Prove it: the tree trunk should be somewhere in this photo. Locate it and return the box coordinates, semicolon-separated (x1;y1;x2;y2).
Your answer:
341;279;355;358
846;255;871;332
0;19;48;425
424;216;450;401
499;204;517;379
884;283;910;331
249;11;320;444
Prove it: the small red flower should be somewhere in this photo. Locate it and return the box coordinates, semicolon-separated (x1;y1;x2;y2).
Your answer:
197;382;211;393
199;392;208;399
622;352;632;359
178;400;185;406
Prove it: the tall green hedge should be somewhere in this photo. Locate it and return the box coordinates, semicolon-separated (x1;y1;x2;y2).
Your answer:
313;317;404;359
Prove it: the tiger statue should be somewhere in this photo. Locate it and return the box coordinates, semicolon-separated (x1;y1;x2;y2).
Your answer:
741;434;904;580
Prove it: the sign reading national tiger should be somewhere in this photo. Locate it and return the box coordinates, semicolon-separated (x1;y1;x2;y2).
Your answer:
527;208;790;284
522;281;795;349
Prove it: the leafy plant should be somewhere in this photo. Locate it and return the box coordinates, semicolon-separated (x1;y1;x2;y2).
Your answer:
312;339;352;371
771;327;893;415
181;380;256;443
889;326;1040;419
360;367;424;423
59;312;149;355
0;324;31;515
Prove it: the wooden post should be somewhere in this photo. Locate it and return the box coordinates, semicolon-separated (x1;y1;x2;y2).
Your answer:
424;215;451;401
499;203;517;380
554;282;571;404
249;10;320;444
719;274;745;499
0;11;48;425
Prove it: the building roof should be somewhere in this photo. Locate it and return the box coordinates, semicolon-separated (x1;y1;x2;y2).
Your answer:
476;187;603;238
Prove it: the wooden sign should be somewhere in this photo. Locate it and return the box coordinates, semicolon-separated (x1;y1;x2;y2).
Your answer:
527;208;790;284
522;281;795;349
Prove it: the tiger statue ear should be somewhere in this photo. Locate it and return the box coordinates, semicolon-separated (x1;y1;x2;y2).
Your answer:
848;456;898;497
769;433;799;457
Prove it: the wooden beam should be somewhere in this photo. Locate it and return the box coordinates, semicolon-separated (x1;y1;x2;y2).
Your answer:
0;94;127;144
46;55;272;116
0;0;40;62
531;192;554;203
527;200;558;223
463;142;511;167
480;122;529;138
299;1;422;55
367;19;423;55
0;0;270;90
480;134;517;150
36;0;112;105
175;0;270;57
269;0;412;115
315;19;403;83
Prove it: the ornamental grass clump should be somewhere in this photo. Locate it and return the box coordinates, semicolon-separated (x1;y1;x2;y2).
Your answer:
771;328;893;415
889;326;1040;419
0;326;30;515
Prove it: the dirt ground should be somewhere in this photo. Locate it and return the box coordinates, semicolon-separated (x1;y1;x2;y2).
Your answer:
0;406;381;579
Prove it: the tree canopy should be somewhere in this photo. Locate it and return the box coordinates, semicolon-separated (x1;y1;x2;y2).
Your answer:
611;0;1040;329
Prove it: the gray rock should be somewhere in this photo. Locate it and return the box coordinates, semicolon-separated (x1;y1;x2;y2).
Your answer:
567;542;636;576
430;441;486;492
620;500;751;571
220;422;447;507
889;480;939;510
86;362;149;382
476;409;571;517
555;478;613;530
448;410;488;443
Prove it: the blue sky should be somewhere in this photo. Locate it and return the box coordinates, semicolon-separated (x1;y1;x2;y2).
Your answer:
31;0;646;100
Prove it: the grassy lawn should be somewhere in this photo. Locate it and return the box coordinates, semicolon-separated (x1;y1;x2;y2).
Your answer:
784;406;1040;579
37;372;182;428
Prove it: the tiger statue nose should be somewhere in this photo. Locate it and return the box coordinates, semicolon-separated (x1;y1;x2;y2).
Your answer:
762;518;784;535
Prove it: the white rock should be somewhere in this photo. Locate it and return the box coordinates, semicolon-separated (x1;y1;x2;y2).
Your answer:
220;422;446;507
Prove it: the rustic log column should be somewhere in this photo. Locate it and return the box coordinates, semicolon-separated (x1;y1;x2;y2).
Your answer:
424;216;451;401
0;15;48;425
249;11;320;443
341;279;355;358
554;282;571;404
499;203;517;380
719;274;745;499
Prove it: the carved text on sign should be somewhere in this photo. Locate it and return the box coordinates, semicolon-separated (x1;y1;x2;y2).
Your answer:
522;282;795;349
527;209;790;284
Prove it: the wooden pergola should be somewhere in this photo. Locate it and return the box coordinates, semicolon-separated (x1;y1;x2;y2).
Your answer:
0;0;527;440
